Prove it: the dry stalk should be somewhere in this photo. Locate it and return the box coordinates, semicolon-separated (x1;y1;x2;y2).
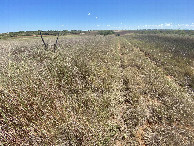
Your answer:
40;31;48;49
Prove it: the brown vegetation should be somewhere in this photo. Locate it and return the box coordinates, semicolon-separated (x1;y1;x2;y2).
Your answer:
0;35;193;145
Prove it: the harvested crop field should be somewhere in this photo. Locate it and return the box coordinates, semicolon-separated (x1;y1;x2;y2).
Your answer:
0;35;194;145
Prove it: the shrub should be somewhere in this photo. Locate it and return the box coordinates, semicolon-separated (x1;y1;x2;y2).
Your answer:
98;30;114;36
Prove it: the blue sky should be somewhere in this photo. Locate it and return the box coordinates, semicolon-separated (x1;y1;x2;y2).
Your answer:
0;0;194;33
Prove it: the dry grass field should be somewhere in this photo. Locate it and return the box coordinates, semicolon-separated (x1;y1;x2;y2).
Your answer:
0;34;194;145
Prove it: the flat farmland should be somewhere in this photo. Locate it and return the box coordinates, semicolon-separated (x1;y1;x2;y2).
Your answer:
0;34;194;145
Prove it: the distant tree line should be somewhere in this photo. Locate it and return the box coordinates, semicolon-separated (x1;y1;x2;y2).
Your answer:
1;29;194;39
0;30;86;39
98;30;114;36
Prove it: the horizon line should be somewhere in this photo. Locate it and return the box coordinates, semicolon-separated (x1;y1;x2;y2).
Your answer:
1;29;194;34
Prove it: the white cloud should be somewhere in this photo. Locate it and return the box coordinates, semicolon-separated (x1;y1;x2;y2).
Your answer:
97;25;100;27
107;25;111;27
113;26;121;29
165;23;172;27
175;23;194;28
88;13;91;16
137;23;194;29
159;24;164;27
96;17;98;19
140;23;171;29
61;25;64;27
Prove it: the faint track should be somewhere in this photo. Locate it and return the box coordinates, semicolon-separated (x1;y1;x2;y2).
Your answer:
113;39;148;145
112;40;128;146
